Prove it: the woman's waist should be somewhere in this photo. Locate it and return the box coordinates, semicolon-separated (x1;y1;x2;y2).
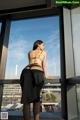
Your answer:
27;63;43;71
30;66;43;71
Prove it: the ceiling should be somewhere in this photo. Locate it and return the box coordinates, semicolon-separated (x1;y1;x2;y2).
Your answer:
0;0;46;11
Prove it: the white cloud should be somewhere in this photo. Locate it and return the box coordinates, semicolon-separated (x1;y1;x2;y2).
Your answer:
47;57;60;76
7;38;32;61
45;30;60;53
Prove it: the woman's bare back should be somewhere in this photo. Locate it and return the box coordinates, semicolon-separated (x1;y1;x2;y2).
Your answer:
28;50;46;71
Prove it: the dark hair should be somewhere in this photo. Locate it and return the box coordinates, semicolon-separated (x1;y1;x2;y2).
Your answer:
33;40;43;50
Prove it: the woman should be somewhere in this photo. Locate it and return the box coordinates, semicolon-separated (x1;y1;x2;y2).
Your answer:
20;40;47;120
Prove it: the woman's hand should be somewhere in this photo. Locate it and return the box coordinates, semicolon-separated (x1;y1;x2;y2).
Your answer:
44;73;48;79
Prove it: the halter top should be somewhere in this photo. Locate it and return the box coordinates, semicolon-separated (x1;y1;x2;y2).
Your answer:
28;50;44;71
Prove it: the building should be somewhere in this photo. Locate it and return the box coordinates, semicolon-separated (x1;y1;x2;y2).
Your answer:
1;77;61;112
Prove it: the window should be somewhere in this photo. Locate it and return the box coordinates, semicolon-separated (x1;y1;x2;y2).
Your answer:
5;16;60;79
76;84;80;117
2;16;61;114
71;8;80;76
63;7;80;120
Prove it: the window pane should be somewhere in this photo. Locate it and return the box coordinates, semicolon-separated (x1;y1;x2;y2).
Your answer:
41;83;61;112
1;83;61;113
76;84;80;119
1;84;22;111
3;16;61;115
71;8;80;76
0;22;2;33
5;16;60;79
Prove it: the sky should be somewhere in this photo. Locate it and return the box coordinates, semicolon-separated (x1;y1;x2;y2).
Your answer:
4;16;60;79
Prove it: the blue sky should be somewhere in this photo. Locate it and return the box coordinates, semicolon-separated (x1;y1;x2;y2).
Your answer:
5;16;60;79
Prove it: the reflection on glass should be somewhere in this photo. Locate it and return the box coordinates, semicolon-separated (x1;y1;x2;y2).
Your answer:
5;16;60;79
1;83;61;112
41;83;61;112
76;84;80;117
0;22;2;33
71;8;80;76
1;84;22;111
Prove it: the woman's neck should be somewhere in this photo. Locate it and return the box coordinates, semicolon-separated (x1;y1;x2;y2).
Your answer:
36;47;43;51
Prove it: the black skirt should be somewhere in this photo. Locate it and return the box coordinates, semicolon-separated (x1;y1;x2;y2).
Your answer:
20;68;45;103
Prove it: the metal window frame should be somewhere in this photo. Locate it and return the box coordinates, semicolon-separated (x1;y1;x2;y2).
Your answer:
63;6;80;120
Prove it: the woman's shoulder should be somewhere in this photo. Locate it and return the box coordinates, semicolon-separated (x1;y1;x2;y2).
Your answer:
42;50;47;56
28;50;33;54
28;50;35;56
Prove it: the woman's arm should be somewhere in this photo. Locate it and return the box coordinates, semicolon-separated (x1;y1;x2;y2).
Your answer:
28;51;30;64
26;51;30;67
42;51;48;79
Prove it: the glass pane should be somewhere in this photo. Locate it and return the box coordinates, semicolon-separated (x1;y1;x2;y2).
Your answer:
5;16;60;79
3;16;61;115
1;84;22;111
71;8;80;76
67;84;79;120
0;22;2;33
76;84;80;119
1;83;61;113
41;83;61;112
